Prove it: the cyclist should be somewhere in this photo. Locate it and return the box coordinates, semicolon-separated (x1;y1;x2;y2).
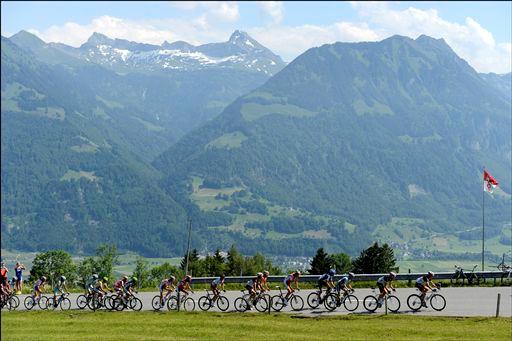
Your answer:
416;271;436;307
85;274;99;295
211;274;225;301
245;273;263;306
261;271;270;292
123;276;138;297
318;269;336;302
377;272;396;307
97;277;112;297
0;262;11;294
177;275;193;296
114;276;128;297
159;276;176;306
283;271;300;304
52;276;69;307
33;276;47;302
14;262;25;294
335;272;355;296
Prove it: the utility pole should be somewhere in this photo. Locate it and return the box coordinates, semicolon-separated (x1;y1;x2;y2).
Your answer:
482;167;485;271
185;219;192;275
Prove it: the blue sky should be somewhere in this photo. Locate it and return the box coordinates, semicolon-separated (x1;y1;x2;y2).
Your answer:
2;1;511;73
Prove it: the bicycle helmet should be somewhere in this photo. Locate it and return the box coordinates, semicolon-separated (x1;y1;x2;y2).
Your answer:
389;272;396;278
263;270;269;276
329;269;336;276
103;277;108;282
294;270;301;277
348;272;355;279
41;276;47;281
92;274;99;280
427;271;434;277
185;275;192;281
60;275;66;281
131;277;138;282
122;275;128;281
170;276;176;282
257;272;263;278
220;274;225;279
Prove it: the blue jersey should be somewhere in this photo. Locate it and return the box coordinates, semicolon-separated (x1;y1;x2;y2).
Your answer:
319;273;333;282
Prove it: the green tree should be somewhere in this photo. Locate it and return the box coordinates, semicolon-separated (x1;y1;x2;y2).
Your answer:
331;253;352;274
150;262;182;286
95;244;119;280
351;242;398;274
226;245;244;276
309;248;334;275
30;250;76;287
133;257;150;289
180;248;204;276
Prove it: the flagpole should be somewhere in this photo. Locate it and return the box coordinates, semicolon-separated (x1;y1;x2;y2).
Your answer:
482;167;485;272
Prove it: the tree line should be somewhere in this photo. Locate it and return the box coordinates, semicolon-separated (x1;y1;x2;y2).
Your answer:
18;242;397;289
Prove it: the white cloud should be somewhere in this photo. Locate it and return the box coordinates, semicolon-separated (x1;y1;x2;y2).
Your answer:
257;1;284;24
349;2;511;73
28;15;231;47
21;2;510;73
249;22;379;61
170;1;239;22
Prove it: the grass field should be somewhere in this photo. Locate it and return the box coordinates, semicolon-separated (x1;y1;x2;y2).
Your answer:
1;311;510;340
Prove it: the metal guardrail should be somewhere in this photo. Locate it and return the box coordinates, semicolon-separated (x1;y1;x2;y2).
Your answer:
189;271;511;284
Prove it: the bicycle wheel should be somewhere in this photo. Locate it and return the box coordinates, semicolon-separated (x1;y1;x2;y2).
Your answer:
104;296;115;311
198;296;212;311
290;295;304;311
47;297;57;311
216;296;229;312
343;295;359;311
88;295;102;311
386;295;401;313
8;296;18;310
307;292;321;309
167;296;178;310
324;293;338;311
429;294;446;311
114;297;126;311
10;296;20;310
60;297;71;310
24;296;35;310
152;295;163;311
183;297;195;311
407;294;422;311
363;295;378;312
39;296;49;310
254;296;268;312
234;297;249;312
130;297;143;311
271;295;285;312
76;295;88;310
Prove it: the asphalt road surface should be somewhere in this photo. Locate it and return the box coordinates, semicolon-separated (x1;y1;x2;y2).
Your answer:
6;287;511;317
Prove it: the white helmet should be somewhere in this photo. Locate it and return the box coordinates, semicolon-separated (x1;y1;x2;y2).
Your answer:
389;272;396;278
427;271;434;277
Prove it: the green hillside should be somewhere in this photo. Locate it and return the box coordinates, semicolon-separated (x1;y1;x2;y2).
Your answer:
154;35;511;257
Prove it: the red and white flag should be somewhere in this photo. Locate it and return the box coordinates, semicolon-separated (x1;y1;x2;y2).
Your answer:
483;170;499;193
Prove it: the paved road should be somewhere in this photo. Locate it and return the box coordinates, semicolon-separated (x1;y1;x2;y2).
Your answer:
6;287;511;317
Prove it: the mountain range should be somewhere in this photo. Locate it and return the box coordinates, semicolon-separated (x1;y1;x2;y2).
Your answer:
2;31;510;259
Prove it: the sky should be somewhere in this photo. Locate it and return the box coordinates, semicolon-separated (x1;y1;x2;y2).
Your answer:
2;1;511;73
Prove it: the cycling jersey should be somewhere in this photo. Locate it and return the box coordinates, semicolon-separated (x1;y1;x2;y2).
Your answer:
160;279;174;291
377;275;393;285
0;268;8;281
318;273;333;282
212;277;223;286
124;280;136;291
114;279;125;289
337;276;350;286
54;281;66;294
416;275;428;286
246;277;257;287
